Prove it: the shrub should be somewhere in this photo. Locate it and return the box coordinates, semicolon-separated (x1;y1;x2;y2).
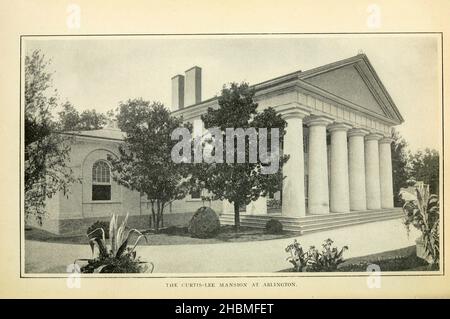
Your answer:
267;199;281;209
188;207;220;238
81;249;147;273
265;219;283;234
76;213;152;273
285;238;348;272
86;220;110;239
337;254;430;272
402;185;439;265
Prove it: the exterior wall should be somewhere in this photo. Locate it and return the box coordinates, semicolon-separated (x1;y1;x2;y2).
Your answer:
41;213;196;236
80;145;124;218
37;135;223;234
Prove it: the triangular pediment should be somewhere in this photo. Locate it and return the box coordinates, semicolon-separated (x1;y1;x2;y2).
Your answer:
299;55;403;124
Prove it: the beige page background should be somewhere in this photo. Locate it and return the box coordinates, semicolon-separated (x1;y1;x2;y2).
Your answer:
0;0;449;298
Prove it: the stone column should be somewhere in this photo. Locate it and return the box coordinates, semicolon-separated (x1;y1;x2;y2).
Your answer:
246;197;267;215
379;137;394;208
348;128;369;211
306;116;333;215
329;123;352;213
365;133;383;210
281;110;308;217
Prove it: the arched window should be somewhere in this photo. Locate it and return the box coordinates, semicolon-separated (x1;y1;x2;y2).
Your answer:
92;160;111;200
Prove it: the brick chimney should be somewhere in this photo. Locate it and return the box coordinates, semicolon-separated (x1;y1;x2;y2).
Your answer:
171;74;185;110
184;66;202;107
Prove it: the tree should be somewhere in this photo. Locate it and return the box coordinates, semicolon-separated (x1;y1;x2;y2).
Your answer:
58;102;107;131
391;129;410;206
79;109;107;130
190;82;288;230
410;148;439;195
58;101;80;131
25;50;76;224
108;99;191;231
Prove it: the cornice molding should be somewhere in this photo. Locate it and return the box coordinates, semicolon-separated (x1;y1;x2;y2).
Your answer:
348;128;370;137
304;115;334;127
365;133;384;141
328;122;353;132
296;80;399;126
171;54;404;128
277;103;310;119
379;137;394;144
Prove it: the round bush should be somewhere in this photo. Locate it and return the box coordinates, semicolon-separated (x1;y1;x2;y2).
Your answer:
87;220;110;239
188;207;220;238
265;219;283;234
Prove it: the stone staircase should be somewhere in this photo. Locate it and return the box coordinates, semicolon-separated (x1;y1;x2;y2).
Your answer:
219;208;404;234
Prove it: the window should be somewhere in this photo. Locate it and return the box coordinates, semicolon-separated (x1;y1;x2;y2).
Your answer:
92;160;111;200
190;189;201;200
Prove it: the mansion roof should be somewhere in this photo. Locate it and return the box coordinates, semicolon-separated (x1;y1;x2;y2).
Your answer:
62;127;125;141
173;54;404;126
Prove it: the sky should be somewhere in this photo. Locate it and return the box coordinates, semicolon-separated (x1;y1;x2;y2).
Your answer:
25;34;441;152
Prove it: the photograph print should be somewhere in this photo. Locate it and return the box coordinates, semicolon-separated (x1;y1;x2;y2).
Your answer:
22;34;441;275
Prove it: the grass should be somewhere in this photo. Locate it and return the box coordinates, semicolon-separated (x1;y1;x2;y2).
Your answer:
337;245;435;272
280;245;436;272
25;225;299;246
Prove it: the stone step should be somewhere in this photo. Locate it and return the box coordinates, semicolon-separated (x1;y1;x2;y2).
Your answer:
297;209;401;221
219;209;404;234
221;213;403;233
300;211;404;229
301;214;404;234
219;210;403;227
220;208;401;221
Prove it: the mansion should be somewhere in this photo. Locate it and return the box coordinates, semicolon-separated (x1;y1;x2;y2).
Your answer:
37;54;404;234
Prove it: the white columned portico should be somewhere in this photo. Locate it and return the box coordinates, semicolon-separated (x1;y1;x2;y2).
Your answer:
365;133;383;210
348;128;369;211
306;116;333;215
329;123;352;213
379;137;394;208
281;107;309;217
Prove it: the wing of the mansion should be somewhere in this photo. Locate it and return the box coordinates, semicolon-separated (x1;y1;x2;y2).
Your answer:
35;54;404;234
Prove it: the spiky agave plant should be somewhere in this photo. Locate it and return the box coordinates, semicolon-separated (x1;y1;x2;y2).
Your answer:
76;213;153;273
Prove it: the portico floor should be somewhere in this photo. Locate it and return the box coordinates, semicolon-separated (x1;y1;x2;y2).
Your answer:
25;217;419;274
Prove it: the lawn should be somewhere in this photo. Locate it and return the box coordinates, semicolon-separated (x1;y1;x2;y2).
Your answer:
25;225;299;246
337;245;435;272
280;245;435;272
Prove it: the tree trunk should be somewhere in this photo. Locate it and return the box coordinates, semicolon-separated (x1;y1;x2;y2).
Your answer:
234;202;240;232
150;201;157;232
160;201;165;229
155;203;160;233
155;200;165;232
